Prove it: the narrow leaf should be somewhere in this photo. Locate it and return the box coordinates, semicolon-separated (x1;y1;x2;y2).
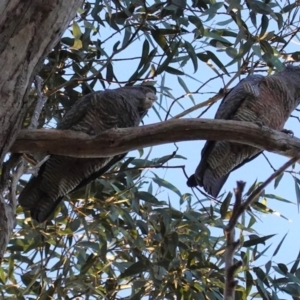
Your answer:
243;234;276;247
220;192;232;219
152;175;181;197
272;232;288;257
290;250;300;274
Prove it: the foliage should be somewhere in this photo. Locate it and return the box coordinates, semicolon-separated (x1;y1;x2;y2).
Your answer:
1;0;300;299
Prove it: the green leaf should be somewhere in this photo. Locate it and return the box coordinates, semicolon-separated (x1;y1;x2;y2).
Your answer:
250;0;273;14
77;241;99;251
130;158;154;167
206;50;229;75
260;40;273;54
245;179;258;196
264;193;294;204
156;154;186;164
205;30;233;45
188;15;204;37
136;220;148;235
156;42;180;75
248;215;256;228
220;192;232;219
281;3;296;14
250;11;257;28
72;21;82;39
8;255;14;281
245;270;253;296
151;30;168;52
273;12;283;30
216;18;233;26
80;253;98;275
226;47;238;59
91;2;104;25
277;263;288;275
184;41;198;72
0;267;6;284
273;232;288;257
265;260;272;274
274;172;284;189
113;40;120;51
177;76;194;104
105;12;119;31
271;291;281;300
69;218;81;232
130;288;146;300
201;2;223;21
256;278;270;299
290;250;300;274
137;39;150;71
254;244;272;261
128;48;157;82
137;191;162;204
119;259;150;279
72;39;82;49
294;178;300;209
253;267;270;287
226;40;253;67
106;62;114;83
165;66;185;75
152;175;181;197
260;15;269;38
243;234;275;247
122;27;131;48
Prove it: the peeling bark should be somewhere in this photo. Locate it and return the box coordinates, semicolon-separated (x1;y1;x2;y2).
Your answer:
0;0;83;261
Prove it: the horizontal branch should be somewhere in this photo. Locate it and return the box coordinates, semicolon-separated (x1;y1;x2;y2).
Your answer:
10;119;300;159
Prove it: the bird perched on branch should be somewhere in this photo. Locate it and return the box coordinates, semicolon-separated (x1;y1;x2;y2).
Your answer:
187;65;300;197
19;85;157;222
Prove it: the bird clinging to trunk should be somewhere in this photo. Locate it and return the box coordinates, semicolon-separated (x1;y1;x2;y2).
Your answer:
187;65;300;198
19;85;157;223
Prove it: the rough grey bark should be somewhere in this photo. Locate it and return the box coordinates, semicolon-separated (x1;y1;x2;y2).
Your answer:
0;0;83;261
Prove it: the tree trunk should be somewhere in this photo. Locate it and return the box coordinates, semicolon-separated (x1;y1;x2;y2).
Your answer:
0;0;83;163
0;0;83;261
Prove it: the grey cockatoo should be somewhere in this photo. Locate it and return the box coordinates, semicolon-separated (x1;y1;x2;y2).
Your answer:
19;85;157;222
187;65;300;197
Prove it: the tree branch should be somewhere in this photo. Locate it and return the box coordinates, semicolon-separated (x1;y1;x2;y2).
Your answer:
224;181;245;300
10;119;300;160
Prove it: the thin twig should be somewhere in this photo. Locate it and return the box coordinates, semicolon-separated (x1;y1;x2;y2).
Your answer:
164;73;225;120
171;71;242;120
10;161;25;211
29;76;48;130
262;153;276;172
24;155;50;176
12;76;49;204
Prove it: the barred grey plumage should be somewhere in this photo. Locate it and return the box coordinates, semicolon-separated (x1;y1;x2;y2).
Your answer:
19;85;157;222
187;65;300;197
